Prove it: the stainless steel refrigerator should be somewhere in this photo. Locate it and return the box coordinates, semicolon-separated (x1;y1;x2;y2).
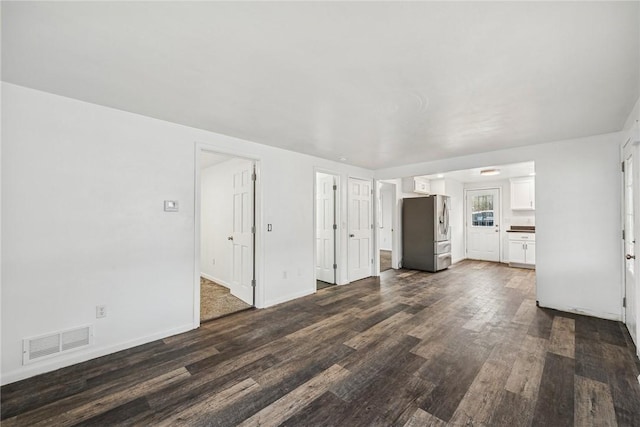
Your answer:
402;195;452;272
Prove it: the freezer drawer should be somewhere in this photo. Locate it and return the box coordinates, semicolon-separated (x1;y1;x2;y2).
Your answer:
435;253;452;271
435;240;451;254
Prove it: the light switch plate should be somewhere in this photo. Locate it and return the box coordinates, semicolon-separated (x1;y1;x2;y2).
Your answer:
164;200;179;212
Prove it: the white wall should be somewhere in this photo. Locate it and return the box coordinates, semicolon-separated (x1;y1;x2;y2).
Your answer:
200;158;253;295
1;83;373;384
377;133;623;321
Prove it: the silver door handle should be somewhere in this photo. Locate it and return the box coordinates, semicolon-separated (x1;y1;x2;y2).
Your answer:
349;234;355;237
626;254;635;260
228;236;233;241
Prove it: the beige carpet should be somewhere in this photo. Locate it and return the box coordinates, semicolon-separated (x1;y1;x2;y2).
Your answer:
200;277;252;322
380;250;392;272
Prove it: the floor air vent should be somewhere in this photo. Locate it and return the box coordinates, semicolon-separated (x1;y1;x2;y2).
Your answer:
23;325;93;365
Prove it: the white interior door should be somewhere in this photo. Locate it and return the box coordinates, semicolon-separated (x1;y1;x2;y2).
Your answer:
348;177;372;282
466;188;501;262
623;143;637;346
316;173;336;284
230;162;254;305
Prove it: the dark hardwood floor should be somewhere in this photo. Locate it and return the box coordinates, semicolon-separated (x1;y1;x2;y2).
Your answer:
2;260;640;426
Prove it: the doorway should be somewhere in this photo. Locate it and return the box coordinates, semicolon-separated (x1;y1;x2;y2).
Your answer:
623;139;638;347
378;181;395;272
315;172;338;290
466;188;501;262
198;151;256;322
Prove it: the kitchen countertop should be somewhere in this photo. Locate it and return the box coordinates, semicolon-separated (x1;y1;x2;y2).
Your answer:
506;226;535;233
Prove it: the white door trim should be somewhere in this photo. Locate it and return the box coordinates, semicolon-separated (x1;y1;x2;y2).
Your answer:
622;135;639;352
375;180;399;274
194;142;263;329
464;187;503;263
313;169;341;287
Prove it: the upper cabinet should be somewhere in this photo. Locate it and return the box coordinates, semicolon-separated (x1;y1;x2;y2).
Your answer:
510;177;535;210
402;176;431;194
413;177;431;194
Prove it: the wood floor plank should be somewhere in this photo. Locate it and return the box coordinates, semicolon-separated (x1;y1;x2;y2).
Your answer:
512;298;538;325
4;367;190;426
238;364;350;427
140;354;279;424
403;408;447;427
157;378;260;426
343;311;413;350
505;335;548;399
532;353;575;427
574;375;618;427
448;359;510;425
278;391;347;427
549;316;576;359
486;389;536;426
416;342;493;421
331;335;422;402
527;306;555;340
600;343;640;426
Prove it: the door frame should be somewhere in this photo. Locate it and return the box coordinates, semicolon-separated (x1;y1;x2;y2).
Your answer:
375;180;399;274
464;187;503;263
313;169;341;287
622;134;640;352
347;175;375;282
194;142;262;328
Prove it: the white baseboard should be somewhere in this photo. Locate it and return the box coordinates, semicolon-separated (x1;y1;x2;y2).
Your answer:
263;288;315;308
537;301;621;322
1;323;194;386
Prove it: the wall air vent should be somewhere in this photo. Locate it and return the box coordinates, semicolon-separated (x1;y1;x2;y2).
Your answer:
23;325;93;365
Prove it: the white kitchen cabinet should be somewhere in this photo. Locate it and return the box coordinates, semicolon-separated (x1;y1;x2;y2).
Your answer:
402;176;431;194
510;177;535;210
413;177;430;194
508;232;535;268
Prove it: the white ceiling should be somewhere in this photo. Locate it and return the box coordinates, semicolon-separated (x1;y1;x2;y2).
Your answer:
3;2;639;169
419;161;535;184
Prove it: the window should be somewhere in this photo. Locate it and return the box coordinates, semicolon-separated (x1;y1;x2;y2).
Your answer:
471;195;494;226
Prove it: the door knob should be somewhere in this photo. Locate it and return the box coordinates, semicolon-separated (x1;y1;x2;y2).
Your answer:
349;234;355;237
228;236;234;241
626;254;635;260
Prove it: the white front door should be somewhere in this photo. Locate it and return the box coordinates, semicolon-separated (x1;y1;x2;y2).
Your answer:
230;161;254;305
348;177;373;282
466;188;501;262
316;173;336;284
623;142;637;346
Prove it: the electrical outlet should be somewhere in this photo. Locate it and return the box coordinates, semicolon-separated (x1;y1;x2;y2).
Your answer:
212;258;216;266
96;305;107;318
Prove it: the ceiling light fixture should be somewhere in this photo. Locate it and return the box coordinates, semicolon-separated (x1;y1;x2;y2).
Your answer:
436;174;444;178
529;172;536;176
339;157;347;161
480;168;501;176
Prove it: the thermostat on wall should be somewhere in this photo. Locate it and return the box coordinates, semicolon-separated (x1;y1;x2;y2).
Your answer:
164;200;179;212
